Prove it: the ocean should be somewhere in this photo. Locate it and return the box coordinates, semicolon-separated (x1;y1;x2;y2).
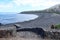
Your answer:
0;12;38;24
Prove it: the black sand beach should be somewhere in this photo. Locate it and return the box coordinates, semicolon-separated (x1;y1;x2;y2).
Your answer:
5;13;60;29
2;13;60;40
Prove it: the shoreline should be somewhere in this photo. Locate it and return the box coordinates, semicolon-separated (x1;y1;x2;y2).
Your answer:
1;13;60;40
4;13;60;30
4;13;50;28
4;13;38;24
4;13;39;26
3;12;60;31
3;13;45;30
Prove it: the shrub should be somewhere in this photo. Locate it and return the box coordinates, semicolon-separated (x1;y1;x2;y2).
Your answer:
55;24;60;29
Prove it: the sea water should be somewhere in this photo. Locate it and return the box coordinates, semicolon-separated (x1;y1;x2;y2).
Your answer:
0;12;38;24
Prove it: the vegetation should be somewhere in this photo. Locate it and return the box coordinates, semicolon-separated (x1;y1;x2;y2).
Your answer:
21;10;60;14
55;24;60;29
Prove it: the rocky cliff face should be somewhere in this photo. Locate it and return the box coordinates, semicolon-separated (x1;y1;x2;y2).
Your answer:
43;4;60;13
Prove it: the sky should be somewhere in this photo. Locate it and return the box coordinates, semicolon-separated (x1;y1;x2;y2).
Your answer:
0;0;60;12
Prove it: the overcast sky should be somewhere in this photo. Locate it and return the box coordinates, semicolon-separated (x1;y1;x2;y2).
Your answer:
0;0;60;12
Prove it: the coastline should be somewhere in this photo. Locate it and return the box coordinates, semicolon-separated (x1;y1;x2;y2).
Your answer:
3;12;60;33
4;13;39;27
1;12;60;40
0;13;45;40
4;13;60;29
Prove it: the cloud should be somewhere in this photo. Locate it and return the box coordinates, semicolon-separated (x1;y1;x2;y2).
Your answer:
0;4;13;9
0;0;60;12
0;1;15;12
13;0;60;7
12;0;60;10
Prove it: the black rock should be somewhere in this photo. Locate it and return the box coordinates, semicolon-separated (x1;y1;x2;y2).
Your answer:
16;28;46;38
0;23;3;26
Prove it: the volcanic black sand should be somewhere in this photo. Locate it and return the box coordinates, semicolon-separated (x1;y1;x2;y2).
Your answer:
2;13;60;40
7;13;60;30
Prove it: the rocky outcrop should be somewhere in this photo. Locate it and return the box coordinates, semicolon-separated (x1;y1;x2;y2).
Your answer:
0;23;3;26
0;30;13;38
43;4;60;13
16;28;46;38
